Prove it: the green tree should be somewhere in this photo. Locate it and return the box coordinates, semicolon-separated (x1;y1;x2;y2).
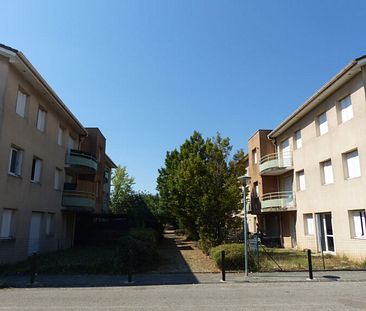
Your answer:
110;165;135;213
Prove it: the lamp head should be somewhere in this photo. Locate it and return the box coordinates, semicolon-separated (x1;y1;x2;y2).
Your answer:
237;175;251;186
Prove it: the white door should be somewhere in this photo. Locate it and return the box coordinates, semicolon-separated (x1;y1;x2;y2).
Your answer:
316;213;335;253
28;212;42;255
281;139;291;167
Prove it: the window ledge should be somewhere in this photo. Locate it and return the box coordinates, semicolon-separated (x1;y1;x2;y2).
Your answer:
8;173;22;179
30;181;42;185
352;237;366;240
345;176;362;181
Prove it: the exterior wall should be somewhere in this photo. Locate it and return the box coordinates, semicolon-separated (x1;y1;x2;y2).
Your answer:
275;71;366;259
0;56;83;263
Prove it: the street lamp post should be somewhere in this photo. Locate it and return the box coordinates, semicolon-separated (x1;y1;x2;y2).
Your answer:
238;175;251;277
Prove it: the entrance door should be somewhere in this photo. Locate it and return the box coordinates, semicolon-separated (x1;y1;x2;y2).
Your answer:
316;213;335;253
28;212;42;255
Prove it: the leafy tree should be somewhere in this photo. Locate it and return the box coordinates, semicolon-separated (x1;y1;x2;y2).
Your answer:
110;165;135;213
157;131;247;247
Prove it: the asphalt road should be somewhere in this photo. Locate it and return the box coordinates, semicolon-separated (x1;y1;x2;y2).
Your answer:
1;281;366;310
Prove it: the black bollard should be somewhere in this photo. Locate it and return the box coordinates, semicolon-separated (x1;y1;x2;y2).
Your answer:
221;251;226;282
307;249;313;280
127;249;133;283
30;253;37;285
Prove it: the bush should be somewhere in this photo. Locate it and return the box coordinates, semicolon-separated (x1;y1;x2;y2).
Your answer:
198;239;214;255
129;228;161;248
210;243;257;271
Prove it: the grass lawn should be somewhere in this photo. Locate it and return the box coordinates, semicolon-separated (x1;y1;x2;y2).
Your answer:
256;247;366;271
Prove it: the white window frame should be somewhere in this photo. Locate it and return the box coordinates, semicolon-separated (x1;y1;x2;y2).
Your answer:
31;157;43;183
36;107;47;132
253;149;257;164
8;147;23;176
57;127;64;146
344;150;361;179
297;170;306;191
15;90;27;118
54;168;62;190
304;213;315;235
349;210;366;239
339;95;353;124
317;112;328;136
321;159;334;185
68;136;76;151
294;130;302;149
0;209;14;239
46;213;55;236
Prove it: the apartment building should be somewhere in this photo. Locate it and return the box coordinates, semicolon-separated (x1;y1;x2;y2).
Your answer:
247;55;366;260
0;44;115;263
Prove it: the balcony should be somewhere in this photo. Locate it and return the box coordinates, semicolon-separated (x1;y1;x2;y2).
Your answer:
65;149;98;174
261;191;295;212
62;183;96;212
259;151;293;176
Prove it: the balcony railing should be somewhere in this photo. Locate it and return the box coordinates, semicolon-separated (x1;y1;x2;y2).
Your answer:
259;151;293;175
65;149;98;173
261;191;295;210
62;186;96;212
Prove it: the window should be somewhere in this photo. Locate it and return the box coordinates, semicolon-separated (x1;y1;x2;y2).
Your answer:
344;150;361;179
68;136;76;151
57;127;64;146
46;213;55;236
252;149;257;164
0;209;14;238
54;168;62;190
253;182;259;197
31;157;42;183
350;210;365;239
304;214;314;235
8;147;23;176
15;90;27;117
36;108;46;132
317;112;328;136
294;130;302;149
296;170;306;191
321;160;334;185
339;96;353;123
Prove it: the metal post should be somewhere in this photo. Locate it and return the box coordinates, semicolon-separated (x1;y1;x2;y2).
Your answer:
221;251;226;282
30;253;37;285
307;249;313;280
321;250;325;270
243;187;248;276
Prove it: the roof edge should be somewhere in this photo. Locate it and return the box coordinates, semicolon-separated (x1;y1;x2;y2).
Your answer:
269;55;366;138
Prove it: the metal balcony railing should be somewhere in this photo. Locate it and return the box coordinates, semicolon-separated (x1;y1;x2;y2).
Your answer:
261;191;295;210
259;151;293;175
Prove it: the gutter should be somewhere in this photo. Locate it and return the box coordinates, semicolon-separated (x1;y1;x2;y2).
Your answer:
269;56;366;139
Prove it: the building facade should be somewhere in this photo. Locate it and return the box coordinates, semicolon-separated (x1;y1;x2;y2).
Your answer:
247;56;366;260
0;44;115;263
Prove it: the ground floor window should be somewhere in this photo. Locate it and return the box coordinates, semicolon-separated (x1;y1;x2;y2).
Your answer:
349;210;366;239
304;214;314;235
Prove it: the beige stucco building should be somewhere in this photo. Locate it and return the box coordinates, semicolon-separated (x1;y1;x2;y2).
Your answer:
0;44;115;263
247;55;366;260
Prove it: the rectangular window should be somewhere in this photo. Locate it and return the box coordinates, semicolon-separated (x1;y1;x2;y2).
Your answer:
297;170;306;191
252;149;257;164
339;96;353;123
8;147;23;176
68;136;76;151
31;158;42;183
15;90;27;117
317;112;328;136
36;108;46;132
344;150;361;179
294;130;302;149
321;160;334;185
57;127;64;146
253;182;259;198
46;213;55;236
0;209;14;238
54;168;62;190
304;214;314;235
350;210;366;238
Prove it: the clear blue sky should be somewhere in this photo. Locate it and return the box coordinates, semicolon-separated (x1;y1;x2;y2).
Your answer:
2;1;366;193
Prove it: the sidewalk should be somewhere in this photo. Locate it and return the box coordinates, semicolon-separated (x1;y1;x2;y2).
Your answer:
1;270;366;288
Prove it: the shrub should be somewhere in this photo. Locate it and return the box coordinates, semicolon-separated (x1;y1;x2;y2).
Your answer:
210;243;257;271
128;227;161;248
